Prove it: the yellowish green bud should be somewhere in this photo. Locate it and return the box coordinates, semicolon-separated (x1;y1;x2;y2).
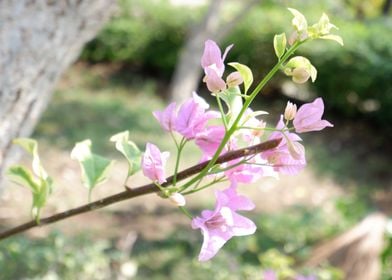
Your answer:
273;33;287;59
288;8;308;33
284;56;317;84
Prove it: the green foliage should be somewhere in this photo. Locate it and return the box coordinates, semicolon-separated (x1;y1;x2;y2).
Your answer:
71;139;114;200
305;17;392;125
273;33;287;60
0;232;115;280
0;207;346;279
81;0;200;78
131;206;344;279
81;1;392;124
7;138;53;222
381;231;392;280
228;62;254;94
110;130;142;177
33;71;167;155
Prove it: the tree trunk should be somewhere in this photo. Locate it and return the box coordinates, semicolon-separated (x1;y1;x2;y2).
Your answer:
168;0;260;103
382;0;392;15
0;0;116;186
168;0;224;104
305;212;388;280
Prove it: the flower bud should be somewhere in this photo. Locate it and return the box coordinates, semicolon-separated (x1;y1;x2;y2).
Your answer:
169;193;186;207
292;67;311;84
283;56;317;84
226;71;243;88
284;101;297;121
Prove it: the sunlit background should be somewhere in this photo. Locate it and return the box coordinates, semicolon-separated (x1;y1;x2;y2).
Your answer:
0;0;391;279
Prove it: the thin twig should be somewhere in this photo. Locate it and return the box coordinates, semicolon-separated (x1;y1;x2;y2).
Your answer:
0;138;281;241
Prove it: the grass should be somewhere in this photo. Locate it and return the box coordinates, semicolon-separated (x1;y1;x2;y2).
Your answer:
33;63;172;155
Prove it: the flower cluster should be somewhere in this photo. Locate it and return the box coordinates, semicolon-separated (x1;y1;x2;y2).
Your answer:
138;8;339;262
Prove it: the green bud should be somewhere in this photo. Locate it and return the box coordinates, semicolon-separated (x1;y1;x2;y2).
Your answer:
288;8;308;36
284;56;317;84
273;33;287;59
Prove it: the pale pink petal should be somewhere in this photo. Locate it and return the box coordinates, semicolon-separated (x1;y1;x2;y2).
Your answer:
201;40;232;77
205;66;227;92
221;183;255;211
176;93;219;139
195;125;226;157
201;40;223;71
192;185;256;261
153;102;177;132
229;212;257;236
293;98;333;133
141;143;169;184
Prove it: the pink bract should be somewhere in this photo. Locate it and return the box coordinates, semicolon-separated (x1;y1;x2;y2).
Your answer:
293;97;333;133
195;125;226;158
141;143;170;184
175;92;219;139
191;183;256;261
201;39;232;76
201;39;233;93
153;102;177;132
263;116;306;175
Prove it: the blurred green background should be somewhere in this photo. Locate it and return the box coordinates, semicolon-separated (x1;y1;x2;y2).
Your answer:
1;0;391;279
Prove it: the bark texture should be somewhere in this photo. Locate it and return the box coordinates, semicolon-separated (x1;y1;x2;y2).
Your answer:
0;0;116;185
168;0;259;103
305;212;388;280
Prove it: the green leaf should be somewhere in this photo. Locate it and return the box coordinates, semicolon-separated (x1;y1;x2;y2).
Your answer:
71;140;114;190
7;165;40;193
220;87;243;127
13;138;48;179
228;62;253;94
273;33;287;59
110;131;141;177
320;34;344;46
7;165;53;222
288;8;308;33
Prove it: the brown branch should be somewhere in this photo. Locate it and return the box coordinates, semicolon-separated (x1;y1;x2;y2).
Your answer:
0;138;281;241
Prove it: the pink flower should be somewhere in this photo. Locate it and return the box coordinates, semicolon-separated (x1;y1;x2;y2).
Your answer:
262;116;306;175
153;102;177;132
192;183;256;261
204;66;227;92
293;98;333;133
141;143;170;184
201;40;232;76
224;158;264;184
201;39;233;92
176;92;219;139
263;270;278;280
195;125;226;158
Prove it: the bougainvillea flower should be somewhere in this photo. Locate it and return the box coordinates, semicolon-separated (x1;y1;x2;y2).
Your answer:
153;102;177;132
201;39;233;93
195;125;226;158
262;116;306;175
204;66;227;92
293;98;333;133
224;158;264;184
192;184;256;261
176;92;219;139
263;270;278;280
201;39;233;76
141;143;169;184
